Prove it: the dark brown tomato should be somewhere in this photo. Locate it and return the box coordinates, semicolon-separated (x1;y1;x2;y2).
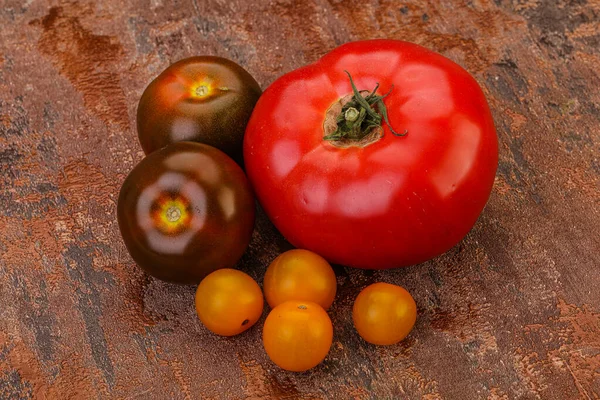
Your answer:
137;56;262;164
117;142;255;284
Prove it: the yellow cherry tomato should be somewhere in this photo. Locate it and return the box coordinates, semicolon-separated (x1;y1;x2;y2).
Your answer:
262;301;333;372
352;282;417;345
195;269;263;336
263;249;337;309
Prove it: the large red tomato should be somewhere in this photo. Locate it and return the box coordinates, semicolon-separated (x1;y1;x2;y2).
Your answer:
243;40;498;269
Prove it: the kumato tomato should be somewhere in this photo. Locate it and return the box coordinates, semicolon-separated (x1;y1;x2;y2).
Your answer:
244;40;498;269
195;269;263;336
263;249;337;309
352;282;417;345
137;56;261;164
262;301;333;372
117;142;255;284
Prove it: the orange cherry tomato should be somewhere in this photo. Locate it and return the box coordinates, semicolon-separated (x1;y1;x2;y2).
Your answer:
195;269;263;336
352;282;417;345
263;249;337;310
262;301;333;372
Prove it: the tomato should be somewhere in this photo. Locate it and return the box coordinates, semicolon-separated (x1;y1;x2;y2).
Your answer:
117;142;255;284
195;269;263;336
262;301;333;372
352;283;417;345
244;40;498;269
137;56;261;163
263;249;337;309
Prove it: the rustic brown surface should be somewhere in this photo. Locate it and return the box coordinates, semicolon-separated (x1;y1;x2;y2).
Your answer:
0;0;599;398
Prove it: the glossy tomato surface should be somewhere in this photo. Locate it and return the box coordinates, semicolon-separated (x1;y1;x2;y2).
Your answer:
137;56;261;163
263;249;337;310
262;301;333;372
117;142;255;283
353;283;417;345
195;269;263;336
244;40;498;269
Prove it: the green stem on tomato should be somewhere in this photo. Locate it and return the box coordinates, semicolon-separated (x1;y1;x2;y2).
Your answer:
324;70;407;141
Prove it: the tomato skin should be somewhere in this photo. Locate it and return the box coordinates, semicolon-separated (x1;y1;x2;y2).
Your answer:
137;56;261;163
195;269;264;336
263;249;337;309
244;40;498;269
353;283;417;345
117;142;255;284
262;301;333;372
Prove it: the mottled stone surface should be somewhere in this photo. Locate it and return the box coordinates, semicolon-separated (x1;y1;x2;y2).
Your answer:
0;0;599;398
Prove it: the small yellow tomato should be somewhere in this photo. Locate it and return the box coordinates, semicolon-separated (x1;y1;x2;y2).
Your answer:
352;282;417;345
262;301;333;372
195;269;263;336
263;249;337;309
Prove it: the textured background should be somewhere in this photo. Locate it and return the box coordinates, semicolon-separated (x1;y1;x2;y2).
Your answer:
1;0;599;399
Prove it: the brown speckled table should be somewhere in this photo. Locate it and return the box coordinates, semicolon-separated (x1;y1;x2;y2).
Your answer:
1;1;599;399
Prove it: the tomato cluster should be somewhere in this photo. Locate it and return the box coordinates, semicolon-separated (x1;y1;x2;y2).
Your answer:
118;57;259;283
195;249;417;372
117;40;498;372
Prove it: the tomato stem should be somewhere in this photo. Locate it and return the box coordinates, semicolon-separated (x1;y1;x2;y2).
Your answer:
166;206;182;223
345;107;360;122
324;71;407;141
195;85;209;97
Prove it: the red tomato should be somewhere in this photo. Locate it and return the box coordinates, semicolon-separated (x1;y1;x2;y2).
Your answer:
244;40;498;269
